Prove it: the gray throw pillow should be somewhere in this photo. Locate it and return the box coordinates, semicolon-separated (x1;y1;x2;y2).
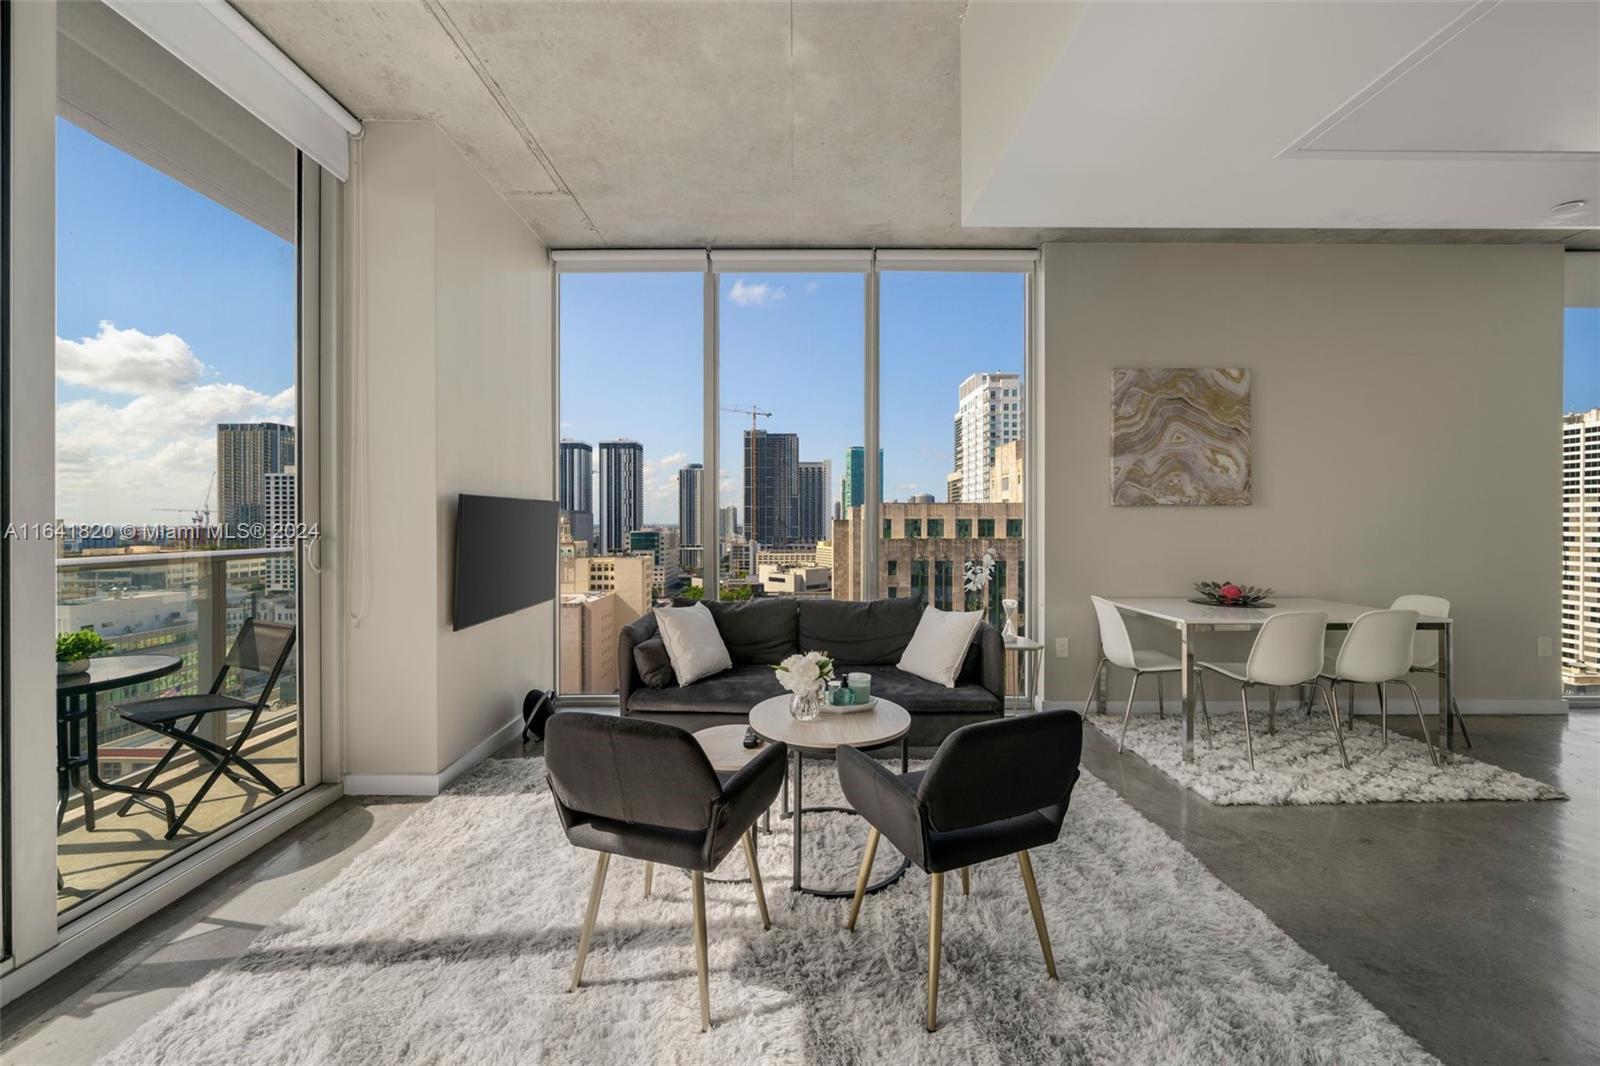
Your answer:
633;636;676;689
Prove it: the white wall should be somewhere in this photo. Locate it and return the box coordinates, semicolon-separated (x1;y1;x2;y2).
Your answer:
343;122;551;791
1042;242;1565;711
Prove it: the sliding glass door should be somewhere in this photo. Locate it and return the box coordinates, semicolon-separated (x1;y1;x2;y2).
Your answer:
48;0;317;917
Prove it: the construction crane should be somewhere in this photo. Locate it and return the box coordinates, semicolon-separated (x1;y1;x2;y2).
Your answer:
154;474;216;543
721;405;771;575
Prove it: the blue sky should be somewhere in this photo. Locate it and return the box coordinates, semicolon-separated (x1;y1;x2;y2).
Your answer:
1565;308;1600;413
56;118;296;524
560;271;1025;525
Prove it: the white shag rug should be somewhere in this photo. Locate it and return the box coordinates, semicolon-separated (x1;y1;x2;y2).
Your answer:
101;756;1439;1066
1093;711;1566;806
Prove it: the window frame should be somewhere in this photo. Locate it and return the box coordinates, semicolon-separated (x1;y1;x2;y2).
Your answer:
550;249;1039;701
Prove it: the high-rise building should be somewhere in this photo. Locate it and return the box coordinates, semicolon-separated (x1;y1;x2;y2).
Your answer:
596;439;644;554
1563;411;1600;685
832;500;1025;629
952;371;1024;503
264;465;296;592
560;551;653;623
743;429;799;547
678;462;704;551
841;446;884;509
559;439;595;545
719;505;740;541
993;438;1025;503
217;422;295;545
797;460;832;544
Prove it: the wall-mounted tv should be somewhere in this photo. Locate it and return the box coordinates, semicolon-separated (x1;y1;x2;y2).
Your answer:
452;494;558;631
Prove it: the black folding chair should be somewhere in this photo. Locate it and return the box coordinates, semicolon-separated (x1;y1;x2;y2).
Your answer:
116;620;296;839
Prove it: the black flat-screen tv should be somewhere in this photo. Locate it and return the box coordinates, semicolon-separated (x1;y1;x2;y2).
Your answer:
452;494;558;631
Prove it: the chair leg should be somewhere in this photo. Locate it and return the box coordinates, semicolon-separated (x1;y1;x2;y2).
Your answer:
847;827;880;931
742;829;770;931
691;870;711;1032
960;866;970;896
1198;672;1214;747
1453;698;1472;748
1401;680;1441;767
116;713;202;816
1083;658;1107;715
1378;683;1389;746
1317;683;1350;769
1118;672;1141;752
1156;673;1165;719
643;861;653;898
1239;684;1256;770
1346;681;1356;730
927;872;945;1033
1017;851;1057;979
1267;687;1277;735
569;852;610;992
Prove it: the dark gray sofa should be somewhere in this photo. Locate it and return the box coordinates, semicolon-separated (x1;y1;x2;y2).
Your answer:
618;596;1005;746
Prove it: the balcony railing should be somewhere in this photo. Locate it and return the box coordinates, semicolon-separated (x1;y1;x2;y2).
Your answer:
55;547;301;913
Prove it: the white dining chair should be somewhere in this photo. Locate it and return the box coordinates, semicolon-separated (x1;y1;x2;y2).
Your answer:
1320;609;1439;766
1391;594;1470;749
1086;597;1185;752
1194;612;1345;771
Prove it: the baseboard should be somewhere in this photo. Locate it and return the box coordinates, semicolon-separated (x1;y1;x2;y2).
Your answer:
1044;698;1568;716
343;716;522;797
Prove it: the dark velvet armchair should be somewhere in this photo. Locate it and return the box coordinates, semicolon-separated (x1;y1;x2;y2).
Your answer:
544;712;787;1032
837;709;1084;1031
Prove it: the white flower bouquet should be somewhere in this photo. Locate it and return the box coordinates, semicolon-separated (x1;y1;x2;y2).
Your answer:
775;650;833;721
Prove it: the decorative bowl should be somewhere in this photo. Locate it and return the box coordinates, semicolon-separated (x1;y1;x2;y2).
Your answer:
58;659;89;676
1192;580;1275;608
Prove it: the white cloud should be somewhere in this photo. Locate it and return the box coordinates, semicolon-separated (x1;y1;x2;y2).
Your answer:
728;280;786;308
642;451;690;522
55;323;293;524
57;321;206;395
804;281;819;294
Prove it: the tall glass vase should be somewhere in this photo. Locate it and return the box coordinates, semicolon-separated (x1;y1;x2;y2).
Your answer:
1001;598;1019;641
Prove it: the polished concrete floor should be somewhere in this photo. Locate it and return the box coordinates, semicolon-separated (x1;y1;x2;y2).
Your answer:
3;714;1594;1066
1081;711;1600;1066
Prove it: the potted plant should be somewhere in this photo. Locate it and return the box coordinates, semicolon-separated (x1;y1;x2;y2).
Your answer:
56;629;110;676
775;650;833;721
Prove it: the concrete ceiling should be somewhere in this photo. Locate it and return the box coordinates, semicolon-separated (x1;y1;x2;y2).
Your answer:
964;1;1600;238
234;0;1599;249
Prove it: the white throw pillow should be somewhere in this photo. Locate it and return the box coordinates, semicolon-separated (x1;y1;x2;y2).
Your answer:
654;602;733;686
898;606;983;689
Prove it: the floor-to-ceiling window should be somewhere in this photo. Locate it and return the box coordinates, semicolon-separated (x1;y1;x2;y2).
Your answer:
879;270;1028;635
50;0;310;915
1561;264;1600;697
553;252;1034;702
555;269;703;696
716;270;864;602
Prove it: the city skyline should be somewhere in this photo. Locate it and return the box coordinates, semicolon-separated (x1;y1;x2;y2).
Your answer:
558;271;1031;527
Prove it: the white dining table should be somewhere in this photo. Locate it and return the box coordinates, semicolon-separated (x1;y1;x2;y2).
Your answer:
1095;597;1455;762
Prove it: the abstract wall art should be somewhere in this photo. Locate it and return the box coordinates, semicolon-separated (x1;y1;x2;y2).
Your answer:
1110;367;1251;506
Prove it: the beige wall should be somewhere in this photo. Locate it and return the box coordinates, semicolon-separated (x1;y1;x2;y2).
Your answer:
344;122;552;787
1043;243;1564;710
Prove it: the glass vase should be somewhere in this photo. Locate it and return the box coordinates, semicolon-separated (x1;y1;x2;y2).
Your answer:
790;687;822;721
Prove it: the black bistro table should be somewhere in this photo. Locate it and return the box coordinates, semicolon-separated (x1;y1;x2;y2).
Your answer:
57;654;183;832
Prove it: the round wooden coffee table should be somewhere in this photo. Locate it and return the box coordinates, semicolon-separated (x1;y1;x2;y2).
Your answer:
749;695;911;898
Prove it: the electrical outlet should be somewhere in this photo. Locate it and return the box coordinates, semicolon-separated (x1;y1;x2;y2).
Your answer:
1538;636;1553;658
1055;638;1070;658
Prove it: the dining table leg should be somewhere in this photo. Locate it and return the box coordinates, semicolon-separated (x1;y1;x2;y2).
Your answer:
1180;624;1195;762
1440;624;1455;753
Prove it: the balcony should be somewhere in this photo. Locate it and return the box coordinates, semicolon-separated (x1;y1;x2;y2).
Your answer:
54;548;302;915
